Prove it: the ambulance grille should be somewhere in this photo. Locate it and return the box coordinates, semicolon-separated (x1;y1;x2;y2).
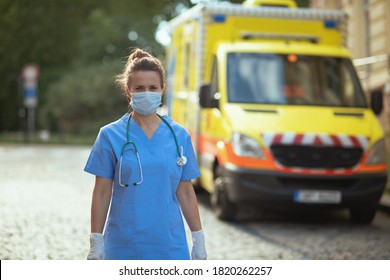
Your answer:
270;145;363;169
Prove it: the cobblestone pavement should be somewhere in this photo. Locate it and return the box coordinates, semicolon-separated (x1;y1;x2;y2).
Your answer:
196;192;390;260
1;145;389;260
0;145;93;259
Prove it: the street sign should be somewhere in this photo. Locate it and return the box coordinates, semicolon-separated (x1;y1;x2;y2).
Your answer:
21;64;39;108
21;64;40;138
24;87;38;108
22;64;39;84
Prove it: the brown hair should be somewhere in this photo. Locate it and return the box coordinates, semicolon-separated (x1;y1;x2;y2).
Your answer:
116;48;165;92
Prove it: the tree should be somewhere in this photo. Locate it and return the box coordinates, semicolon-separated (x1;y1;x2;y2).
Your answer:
0;0;191;133
0;0;105;131
42;60;127;135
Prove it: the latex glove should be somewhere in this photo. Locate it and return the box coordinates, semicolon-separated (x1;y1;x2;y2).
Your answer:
191;230;207;260
87;233;105;260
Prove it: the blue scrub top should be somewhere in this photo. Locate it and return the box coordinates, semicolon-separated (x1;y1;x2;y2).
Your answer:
84;113;200;260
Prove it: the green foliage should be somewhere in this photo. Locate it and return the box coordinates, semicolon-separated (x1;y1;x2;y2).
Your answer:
0;0;104;131
0;0;199;136
1;0;310;137
0;0;93;71
42;59;128;135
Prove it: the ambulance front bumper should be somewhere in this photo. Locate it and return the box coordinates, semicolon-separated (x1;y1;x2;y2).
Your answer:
221;164;387;210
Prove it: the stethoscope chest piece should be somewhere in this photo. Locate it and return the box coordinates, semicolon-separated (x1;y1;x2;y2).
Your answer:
177;156;187;166
177;146;187;166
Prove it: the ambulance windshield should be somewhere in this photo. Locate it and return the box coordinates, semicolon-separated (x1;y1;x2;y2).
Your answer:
227;53;367;108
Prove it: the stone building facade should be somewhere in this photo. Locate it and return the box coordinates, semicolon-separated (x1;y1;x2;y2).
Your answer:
309;0;390;133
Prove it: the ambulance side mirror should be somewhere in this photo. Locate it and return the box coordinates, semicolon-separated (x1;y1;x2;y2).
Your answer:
199;84;216;108
370;89;383;115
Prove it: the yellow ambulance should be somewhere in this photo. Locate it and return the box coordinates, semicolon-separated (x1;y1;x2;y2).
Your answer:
165;0;387;223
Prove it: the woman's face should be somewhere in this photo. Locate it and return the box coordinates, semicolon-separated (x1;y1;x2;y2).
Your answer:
126;71;163;97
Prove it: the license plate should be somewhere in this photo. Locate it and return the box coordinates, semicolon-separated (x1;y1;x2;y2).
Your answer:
294;190;341;204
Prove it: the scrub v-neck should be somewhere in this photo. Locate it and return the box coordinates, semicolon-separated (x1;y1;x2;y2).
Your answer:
131;117;163;142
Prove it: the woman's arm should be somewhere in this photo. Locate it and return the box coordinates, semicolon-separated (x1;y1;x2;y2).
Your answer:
176;180;202;231
177;180;207;259
90;176;113;233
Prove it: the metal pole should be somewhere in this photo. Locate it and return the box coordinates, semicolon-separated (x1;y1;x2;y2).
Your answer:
28;107;35;136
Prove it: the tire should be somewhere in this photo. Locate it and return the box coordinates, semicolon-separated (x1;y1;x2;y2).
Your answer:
210;166;236;221
349;205;377;224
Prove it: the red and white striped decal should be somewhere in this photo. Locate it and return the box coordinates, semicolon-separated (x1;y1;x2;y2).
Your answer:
261;132;370;175
262;132;370;150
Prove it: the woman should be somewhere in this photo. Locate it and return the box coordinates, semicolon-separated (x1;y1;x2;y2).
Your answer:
84;48;206;260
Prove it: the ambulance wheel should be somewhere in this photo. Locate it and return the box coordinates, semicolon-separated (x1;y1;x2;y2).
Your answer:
211;168;236;221
349;205;377;224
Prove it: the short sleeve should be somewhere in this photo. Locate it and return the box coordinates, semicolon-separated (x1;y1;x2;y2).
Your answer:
180;133;201;181
84;128;116;179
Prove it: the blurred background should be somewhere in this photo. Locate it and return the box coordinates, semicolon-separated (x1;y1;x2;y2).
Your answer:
0;0;389;144
0;0;312;145
1;0;390;260
311;0;390;138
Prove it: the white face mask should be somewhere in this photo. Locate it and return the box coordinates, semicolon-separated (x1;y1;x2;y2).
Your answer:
130;91;162;115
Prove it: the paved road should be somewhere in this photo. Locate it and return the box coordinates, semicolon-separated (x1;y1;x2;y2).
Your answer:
1;145;389;260
0;145;92;259
197;191;390;259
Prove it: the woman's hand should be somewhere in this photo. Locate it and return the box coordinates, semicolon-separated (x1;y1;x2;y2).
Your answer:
191;230;207;260
87;233;105;260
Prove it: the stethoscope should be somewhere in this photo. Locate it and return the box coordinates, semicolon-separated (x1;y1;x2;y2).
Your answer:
119;113;187;187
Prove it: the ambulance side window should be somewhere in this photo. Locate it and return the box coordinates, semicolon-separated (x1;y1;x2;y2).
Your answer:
183;43;190;89
209;57;220;108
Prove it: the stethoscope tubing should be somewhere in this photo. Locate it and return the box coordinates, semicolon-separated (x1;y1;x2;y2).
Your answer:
119;113;186;187
119;141;143;187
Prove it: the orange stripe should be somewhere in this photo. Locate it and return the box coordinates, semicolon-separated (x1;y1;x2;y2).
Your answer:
358;153;387;173
198;133;275;169
225;143;275;169
188;130;196;144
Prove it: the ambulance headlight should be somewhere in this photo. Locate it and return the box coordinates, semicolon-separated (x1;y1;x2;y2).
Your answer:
366;138;387;165
232;133;264;158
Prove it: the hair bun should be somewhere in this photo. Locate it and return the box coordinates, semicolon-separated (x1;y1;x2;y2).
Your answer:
128;48;152;64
